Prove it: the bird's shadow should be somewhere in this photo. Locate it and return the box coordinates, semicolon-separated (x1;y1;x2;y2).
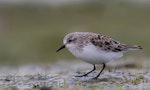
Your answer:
73;76;109;82
72;75;123;84
85;78;109;83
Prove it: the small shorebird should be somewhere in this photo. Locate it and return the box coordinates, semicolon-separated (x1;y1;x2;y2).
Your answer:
56;32;142;79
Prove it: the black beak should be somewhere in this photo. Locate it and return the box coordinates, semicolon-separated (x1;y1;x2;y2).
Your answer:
56;44;65;52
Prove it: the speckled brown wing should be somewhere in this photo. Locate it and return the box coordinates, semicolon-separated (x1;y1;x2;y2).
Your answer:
89;34;132;52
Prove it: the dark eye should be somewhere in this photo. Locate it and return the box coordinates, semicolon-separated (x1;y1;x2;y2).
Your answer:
68;39;72;43
68;38;76;43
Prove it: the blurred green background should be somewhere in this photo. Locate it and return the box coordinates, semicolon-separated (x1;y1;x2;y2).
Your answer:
0;1;149;65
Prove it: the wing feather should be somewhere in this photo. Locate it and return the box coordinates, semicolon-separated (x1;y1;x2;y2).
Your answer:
90;34;126;52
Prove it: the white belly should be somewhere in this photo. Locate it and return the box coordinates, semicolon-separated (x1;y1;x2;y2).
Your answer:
69;44;123;64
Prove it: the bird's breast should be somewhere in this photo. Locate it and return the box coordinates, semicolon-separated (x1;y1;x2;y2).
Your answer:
68;44;123;64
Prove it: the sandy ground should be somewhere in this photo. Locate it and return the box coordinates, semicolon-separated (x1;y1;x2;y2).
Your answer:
0;57;150;90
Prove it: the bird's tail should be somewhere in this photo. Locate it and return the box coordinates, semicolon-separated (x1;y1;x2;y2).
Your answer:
125;45;143;51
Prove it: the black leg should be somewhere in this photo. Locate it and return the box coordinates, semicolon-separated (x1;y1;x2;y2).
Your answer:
93;63;106;79
75;64;96;77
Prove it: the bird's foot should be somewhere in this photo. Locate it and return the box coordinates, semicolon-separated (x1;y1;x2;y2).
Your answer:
91;76;99;80
75;74;88;77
